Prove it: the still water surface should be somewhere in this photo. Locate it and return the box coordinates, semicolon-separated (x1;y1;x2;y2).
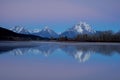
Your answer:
0;41;120;80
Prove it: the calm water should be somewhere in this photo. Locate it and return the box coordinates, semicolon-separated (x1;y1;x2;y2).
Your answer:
0;41;120;80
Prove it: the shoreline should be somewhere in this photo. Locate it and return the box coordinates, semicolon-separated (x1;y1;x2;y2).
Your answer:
0;41;120;45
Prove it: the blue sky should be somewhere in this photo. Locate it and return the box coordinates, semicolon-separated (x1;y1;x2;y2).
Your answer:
0;0;120;32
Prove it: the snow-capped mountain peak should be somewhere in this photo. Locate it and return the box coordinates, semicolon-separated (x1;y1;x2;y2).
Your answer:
42;26;51;32
10;26;30;34
33;26;59;38
60;22;96;38
69;22;95;33
32;29;41;33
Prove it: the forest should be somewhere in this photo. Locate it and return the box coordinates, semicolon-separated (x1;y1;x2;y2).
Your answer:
57;30;120;42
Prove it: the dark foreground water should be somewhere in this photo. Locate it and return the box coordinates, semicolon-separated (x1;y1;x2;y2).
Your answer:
0;41;120;80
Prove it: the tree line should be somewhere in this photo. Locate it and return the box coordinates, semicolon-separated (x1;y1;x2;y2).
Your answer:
57;30;120;42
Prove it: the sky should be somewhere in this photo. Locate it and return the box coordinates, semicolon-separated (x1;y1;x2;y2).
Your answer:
0;0;120;32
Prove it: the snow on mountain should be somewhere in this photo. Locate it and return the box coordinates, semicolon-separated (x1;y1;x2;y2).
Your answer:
60;22;96;38
10;26;30;34
9;22;96;38
32;26;59;38
31;29;41;33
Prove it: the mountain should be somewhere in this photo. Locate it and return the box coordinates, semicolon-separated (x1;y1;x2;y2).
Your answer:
0;27;46;41
10;26;30;34
31;29;41;33
60;22;96;38
32;27;59;38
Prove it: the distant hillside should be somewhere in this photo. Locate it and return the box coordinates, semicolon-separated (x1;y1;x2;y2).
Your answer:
0;27;48;41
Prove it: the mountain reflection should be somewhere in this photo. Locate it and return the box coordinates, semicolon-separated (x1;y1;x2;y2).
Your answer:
60;45;94;62
0;42;120;62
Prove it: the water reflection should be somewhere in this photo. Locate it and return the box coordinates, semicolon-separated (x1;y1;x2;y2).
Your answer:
0;42;120;62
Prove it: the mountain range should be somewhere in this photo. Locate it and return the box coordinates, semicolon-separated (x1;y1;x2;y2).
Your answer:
32;27;59;38
9;22;96;39
1;22;120;41
10;26;30;34
0;27;47;41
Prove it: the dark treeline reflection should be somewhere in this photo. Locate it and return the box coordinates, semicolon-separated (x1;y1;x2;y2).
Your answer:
0;42;120;62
